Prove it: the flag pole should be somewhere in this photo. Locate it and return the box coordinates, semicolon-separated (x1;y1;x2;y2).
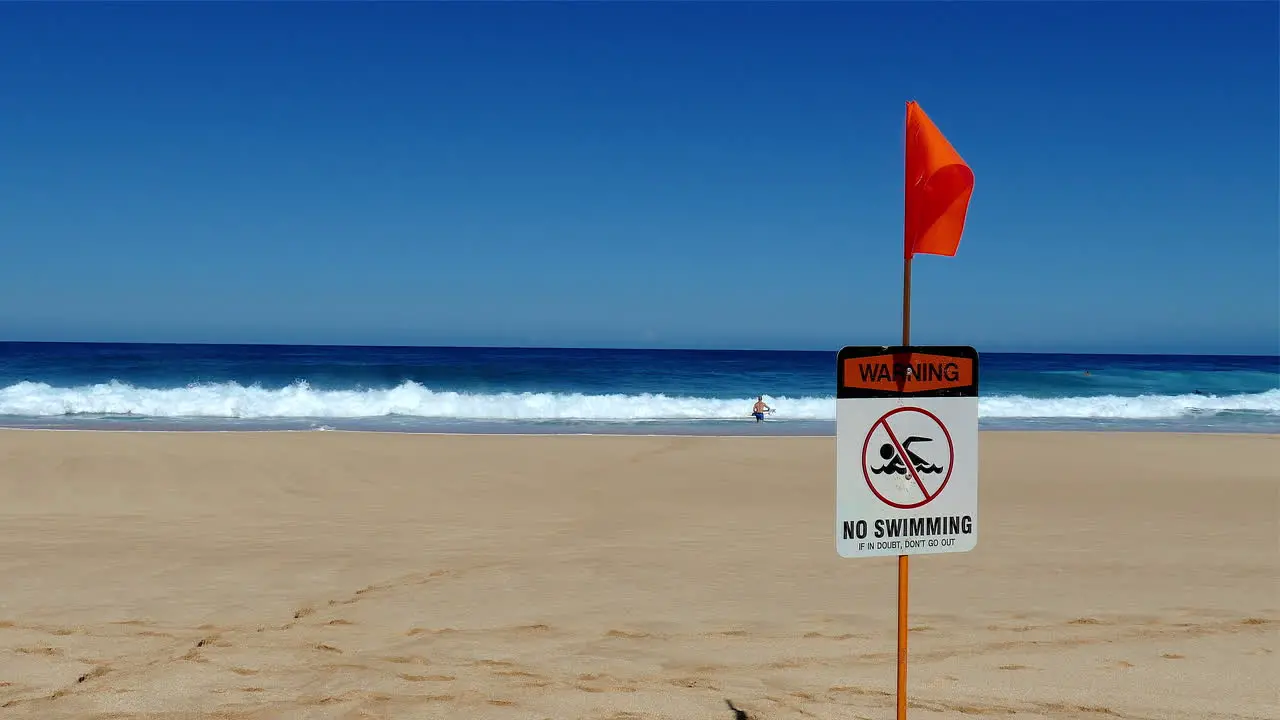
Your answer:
896;97;972;720
897;253;912;720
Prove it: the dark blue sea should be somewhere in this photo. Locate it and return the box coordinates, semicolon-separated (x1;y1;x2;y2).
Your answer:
0;342;1275;434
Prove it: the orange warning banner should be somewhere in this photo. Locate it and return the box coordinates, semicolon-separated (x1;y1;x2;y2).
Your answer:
842;352;974;393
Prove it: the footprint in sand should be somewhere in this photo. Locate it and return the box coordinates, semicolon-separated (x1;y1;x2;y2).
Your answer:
406;627;457;637
77;666;111;683
1038;702;1118;715
669;677;719;691
379;655;428;665
493;669;541;679
828;686;891;698
575;673;638;694
576;684;637;694
398;673;455;682
802;631;857;640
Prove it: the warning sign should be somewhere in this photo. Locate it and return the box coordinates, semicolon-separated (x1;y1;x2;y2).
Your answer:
836;346;979;558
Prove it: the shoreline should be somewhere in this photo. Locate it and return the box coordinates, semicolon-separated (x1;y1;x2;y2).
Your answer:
0;424;1276;438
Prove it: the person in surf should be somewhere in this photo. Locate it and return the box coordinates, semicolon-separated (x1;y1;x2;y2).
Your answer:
751;396;772;422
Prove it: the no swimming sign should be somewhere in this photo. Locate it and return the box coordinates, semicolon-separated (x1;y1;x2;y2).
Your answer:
835;346;979;558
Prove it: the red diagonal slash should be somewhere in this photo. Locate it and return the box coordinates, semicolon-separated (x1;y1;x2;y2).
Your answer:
881;419;930;501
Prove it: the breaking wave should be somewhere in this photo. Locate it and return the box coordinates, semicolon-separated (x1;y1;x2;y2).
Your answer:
0;381;1275;421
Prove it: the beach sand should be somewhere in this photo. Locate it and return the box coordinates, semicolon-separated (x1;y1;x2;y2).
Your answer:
0;430;1274;720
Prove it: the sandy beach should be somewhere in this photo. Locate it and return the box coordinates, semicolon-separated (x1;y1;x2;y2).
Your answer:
0;430;1274;720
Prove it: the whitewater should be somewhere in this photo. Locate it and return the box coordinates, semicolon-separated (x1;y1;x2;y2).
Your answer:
1;380;1276;423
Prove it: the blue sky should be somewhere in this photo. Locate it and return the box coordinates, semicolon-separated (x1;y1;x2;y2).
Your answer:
0;2;1276;354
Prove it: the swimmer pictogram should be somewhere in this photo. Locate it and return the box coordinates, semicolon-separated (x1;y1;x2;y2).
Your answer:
870;436;945;476
861;406;954;509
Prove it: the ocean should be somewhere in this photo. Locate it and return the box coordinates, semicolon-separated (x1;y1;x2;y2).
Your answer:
0;342;1275;434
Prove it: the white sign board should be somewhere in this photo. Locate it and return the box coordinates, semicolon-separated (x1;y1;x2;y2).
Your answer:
835;346;979;558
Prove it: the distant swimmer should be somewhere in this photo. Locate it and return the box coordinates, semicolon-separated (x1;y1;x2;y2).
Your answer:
751;396;773;423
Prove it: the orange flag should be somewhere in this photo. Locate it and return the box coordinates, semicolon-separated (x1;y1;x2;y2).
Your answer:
903;101;974;259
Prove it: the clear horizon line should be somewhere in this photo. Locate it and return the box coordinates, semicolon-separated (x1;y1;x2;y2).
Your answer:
0;338;1275;359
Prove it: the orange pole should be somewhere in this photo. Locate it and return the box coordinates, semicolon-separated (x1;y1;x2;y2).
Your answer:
897;554;909;719
897;255;912;720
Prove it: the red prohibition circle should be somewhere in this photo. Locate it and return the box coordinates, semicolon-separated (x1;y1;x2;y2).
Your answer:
861;406;954;509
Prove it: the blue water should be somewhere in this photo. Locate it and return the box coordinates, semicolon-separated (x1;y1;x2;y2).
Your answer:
0;342;1275;434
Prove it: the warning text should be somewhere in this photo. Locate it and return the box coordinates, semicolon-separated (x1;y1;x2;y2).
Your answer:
841;515;973;541
842;352;974;393
857;361;961;385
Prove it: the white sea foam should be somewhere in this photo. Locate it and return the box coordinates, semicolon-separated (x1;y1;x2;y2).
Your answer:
979;389;1280;419
0;381;1275;421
